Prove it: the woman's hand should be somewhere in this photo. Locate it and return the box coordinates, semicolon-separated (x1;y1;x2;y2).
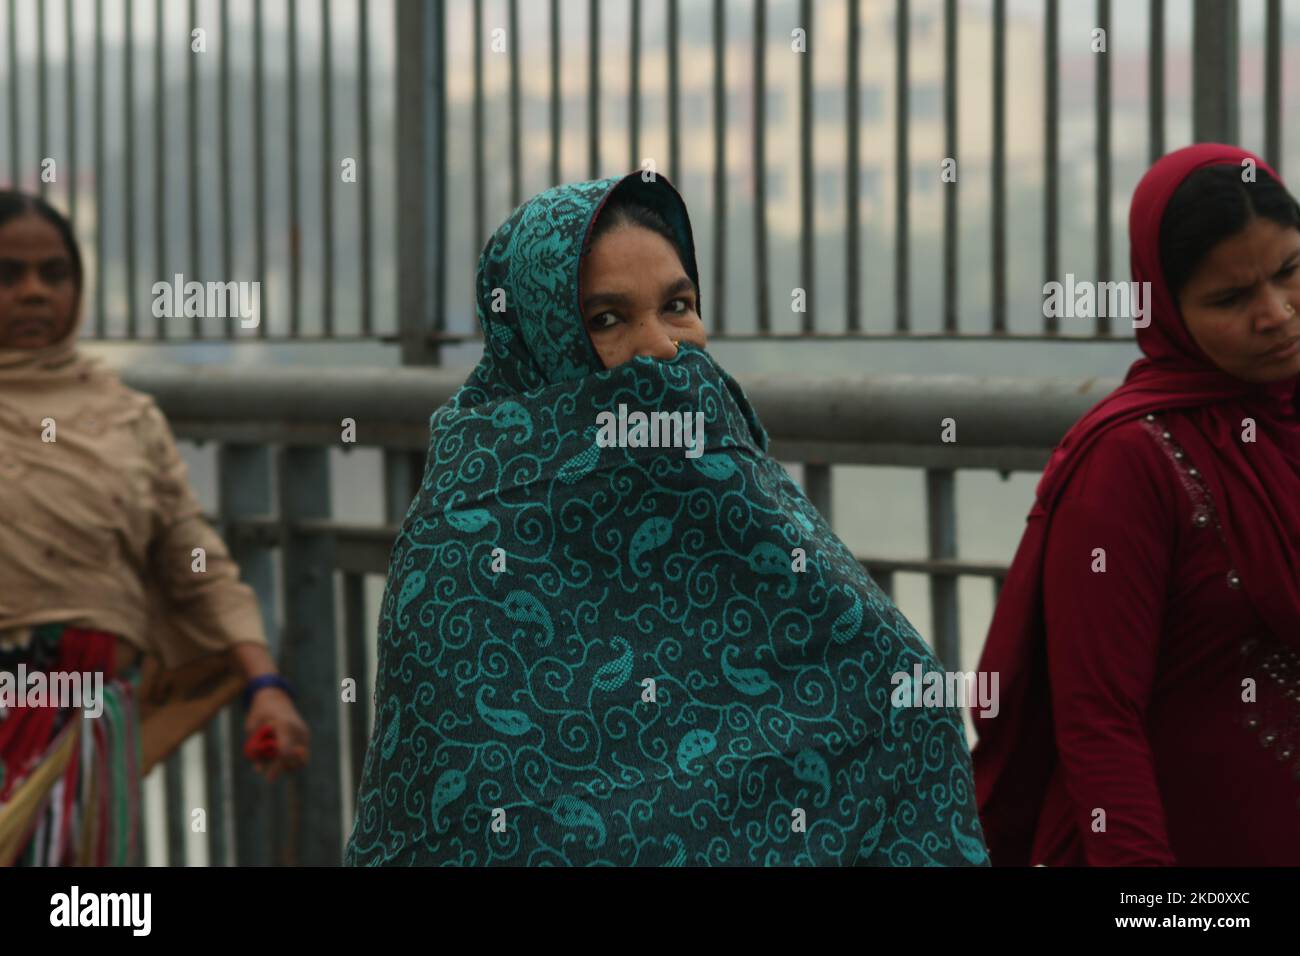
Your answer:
244;687;310;782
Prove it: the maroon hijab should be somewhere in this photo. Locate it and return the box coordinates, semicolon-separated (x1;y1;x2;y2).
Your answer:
971;143;1300;866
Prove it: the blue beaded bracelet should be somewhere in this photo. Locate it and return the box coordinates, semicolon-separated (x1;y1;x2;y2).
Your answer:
243;674;296;710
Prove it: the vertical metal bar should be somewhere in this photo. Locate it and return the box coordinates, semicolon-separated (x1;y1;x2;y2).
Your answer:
165;753;187;866
36;0;47;198
188;0;200;339
278;446;342;866
125;0;137;339
1264;0;1280;173
894;0;908;333
804;463;832;527
711;0;725;335
925;469;959;670
254;0;268;338
288;0;301;338
753;0;769;334
508;0;520;205
154;0;166;340
398;0;431;364
588;0;599;178
942;0;957;333
846;0;859;333
991;0;1005;334
797;0;811;334
629;0;639;172
383;449;423;523
1148;0;1164;165
322;0;334;337
549;0;559;185
1095;0;1110;338
218;444;276;867
472;0;483;249
1192;0;1238;145
64;0;76;221
875;568;894;600
343;571;368;799
667;0;679;181
221;0;233;338
992;574;1003;603
7;0;17;186
94;0;105;336
203;711;231;866
358;0;373;336
1044;0;1058;336
431;0;445;348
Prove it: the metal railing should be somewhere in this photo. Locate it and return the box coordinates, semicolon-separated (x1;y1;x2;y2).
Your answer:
121;364;1117;865
0;0;1276;352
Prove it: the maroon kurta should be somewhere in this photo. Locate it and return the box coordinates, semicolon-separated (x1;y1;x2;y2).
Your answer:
974;143;1300;867
1033;405;1300;865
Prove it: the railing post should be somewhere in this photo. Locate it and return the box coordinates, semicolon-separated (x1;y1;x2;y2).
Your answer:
278;447;342;865
202;711;232;867
218;443;277;867
164;755;186;866
925;468;960;671
342;572;369;804
396;0;438;365
1192;0;1238;145
804;462;833;527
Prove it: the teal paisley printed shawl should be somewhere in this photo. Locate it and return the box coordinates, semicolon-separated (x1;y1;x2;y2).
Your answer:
344;172;989;866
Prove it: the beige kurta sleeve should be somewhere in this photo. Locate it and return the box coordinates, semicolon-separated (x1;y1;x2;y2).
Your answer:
137;399;269;672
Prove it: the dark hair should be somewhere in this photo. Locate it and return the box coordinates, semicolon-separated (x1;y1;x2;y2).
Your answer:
587;191;700;319
1159;164;1300;299
591;192;677;249
0;190;84;291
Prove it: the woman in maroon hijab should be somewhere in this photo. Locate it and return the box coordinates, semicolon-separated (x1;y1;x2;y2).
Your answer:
972;143;1300;866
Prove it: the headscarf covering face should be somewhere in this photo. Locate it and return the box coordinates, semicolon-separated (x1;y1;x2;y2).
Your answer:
346;172;990;866
473;175;701;392
972;143;1300;865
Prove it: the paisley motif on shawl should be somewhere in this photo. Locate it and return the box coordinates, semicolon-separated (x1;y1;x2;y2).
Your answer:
344;173;989;866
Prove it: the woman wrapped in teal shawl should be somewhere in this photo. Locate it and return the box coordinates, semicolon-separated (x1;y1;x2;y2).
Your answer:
345;172;989;866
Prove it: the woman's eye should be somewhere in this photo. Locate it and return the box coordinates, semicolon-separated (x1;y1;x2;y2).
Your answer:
666;298;692;315
588;312;619;331
1277;263;1298;280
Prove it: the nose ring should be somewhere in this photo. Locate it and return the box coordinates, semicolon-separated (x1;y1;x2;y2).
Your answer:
673;339;680;348
1287;303;1296;315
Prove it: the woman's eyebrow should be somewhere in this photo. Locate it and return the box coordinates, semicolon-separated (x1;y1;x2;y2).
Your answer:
582;276;697;312
0;255;69;267
1203;251;1300;301
1204;279;1254;301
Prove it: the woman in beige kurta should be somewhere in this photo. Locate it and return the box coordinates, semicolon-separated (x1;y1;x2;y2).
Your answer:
0;189;308;865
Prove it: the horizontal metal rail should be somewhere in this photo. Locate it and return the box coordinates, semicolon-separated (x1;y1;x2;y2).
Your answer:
123;365;1119;472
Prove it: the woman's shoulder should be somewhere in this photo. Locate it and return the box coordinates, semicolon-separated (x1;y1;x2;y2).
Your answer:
107;381;177;467
1053;414;1186;522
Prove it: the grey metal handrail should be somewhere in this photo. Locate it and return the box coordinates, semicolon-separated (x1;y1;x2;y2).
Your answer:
123;365;1119;469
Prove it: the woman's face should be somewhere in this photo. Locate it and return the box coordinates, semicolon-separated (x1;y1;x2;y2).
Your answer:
1177;216;1300;383
0;213;80;349
580;224;707;369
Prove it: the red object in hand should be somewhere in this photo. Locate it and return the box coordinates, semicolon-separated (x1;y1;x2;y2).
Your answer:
244;724;279;763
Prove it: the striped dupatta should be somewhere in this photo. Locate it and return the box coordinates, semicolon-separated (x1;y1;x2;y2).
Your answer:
0;624;143;866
